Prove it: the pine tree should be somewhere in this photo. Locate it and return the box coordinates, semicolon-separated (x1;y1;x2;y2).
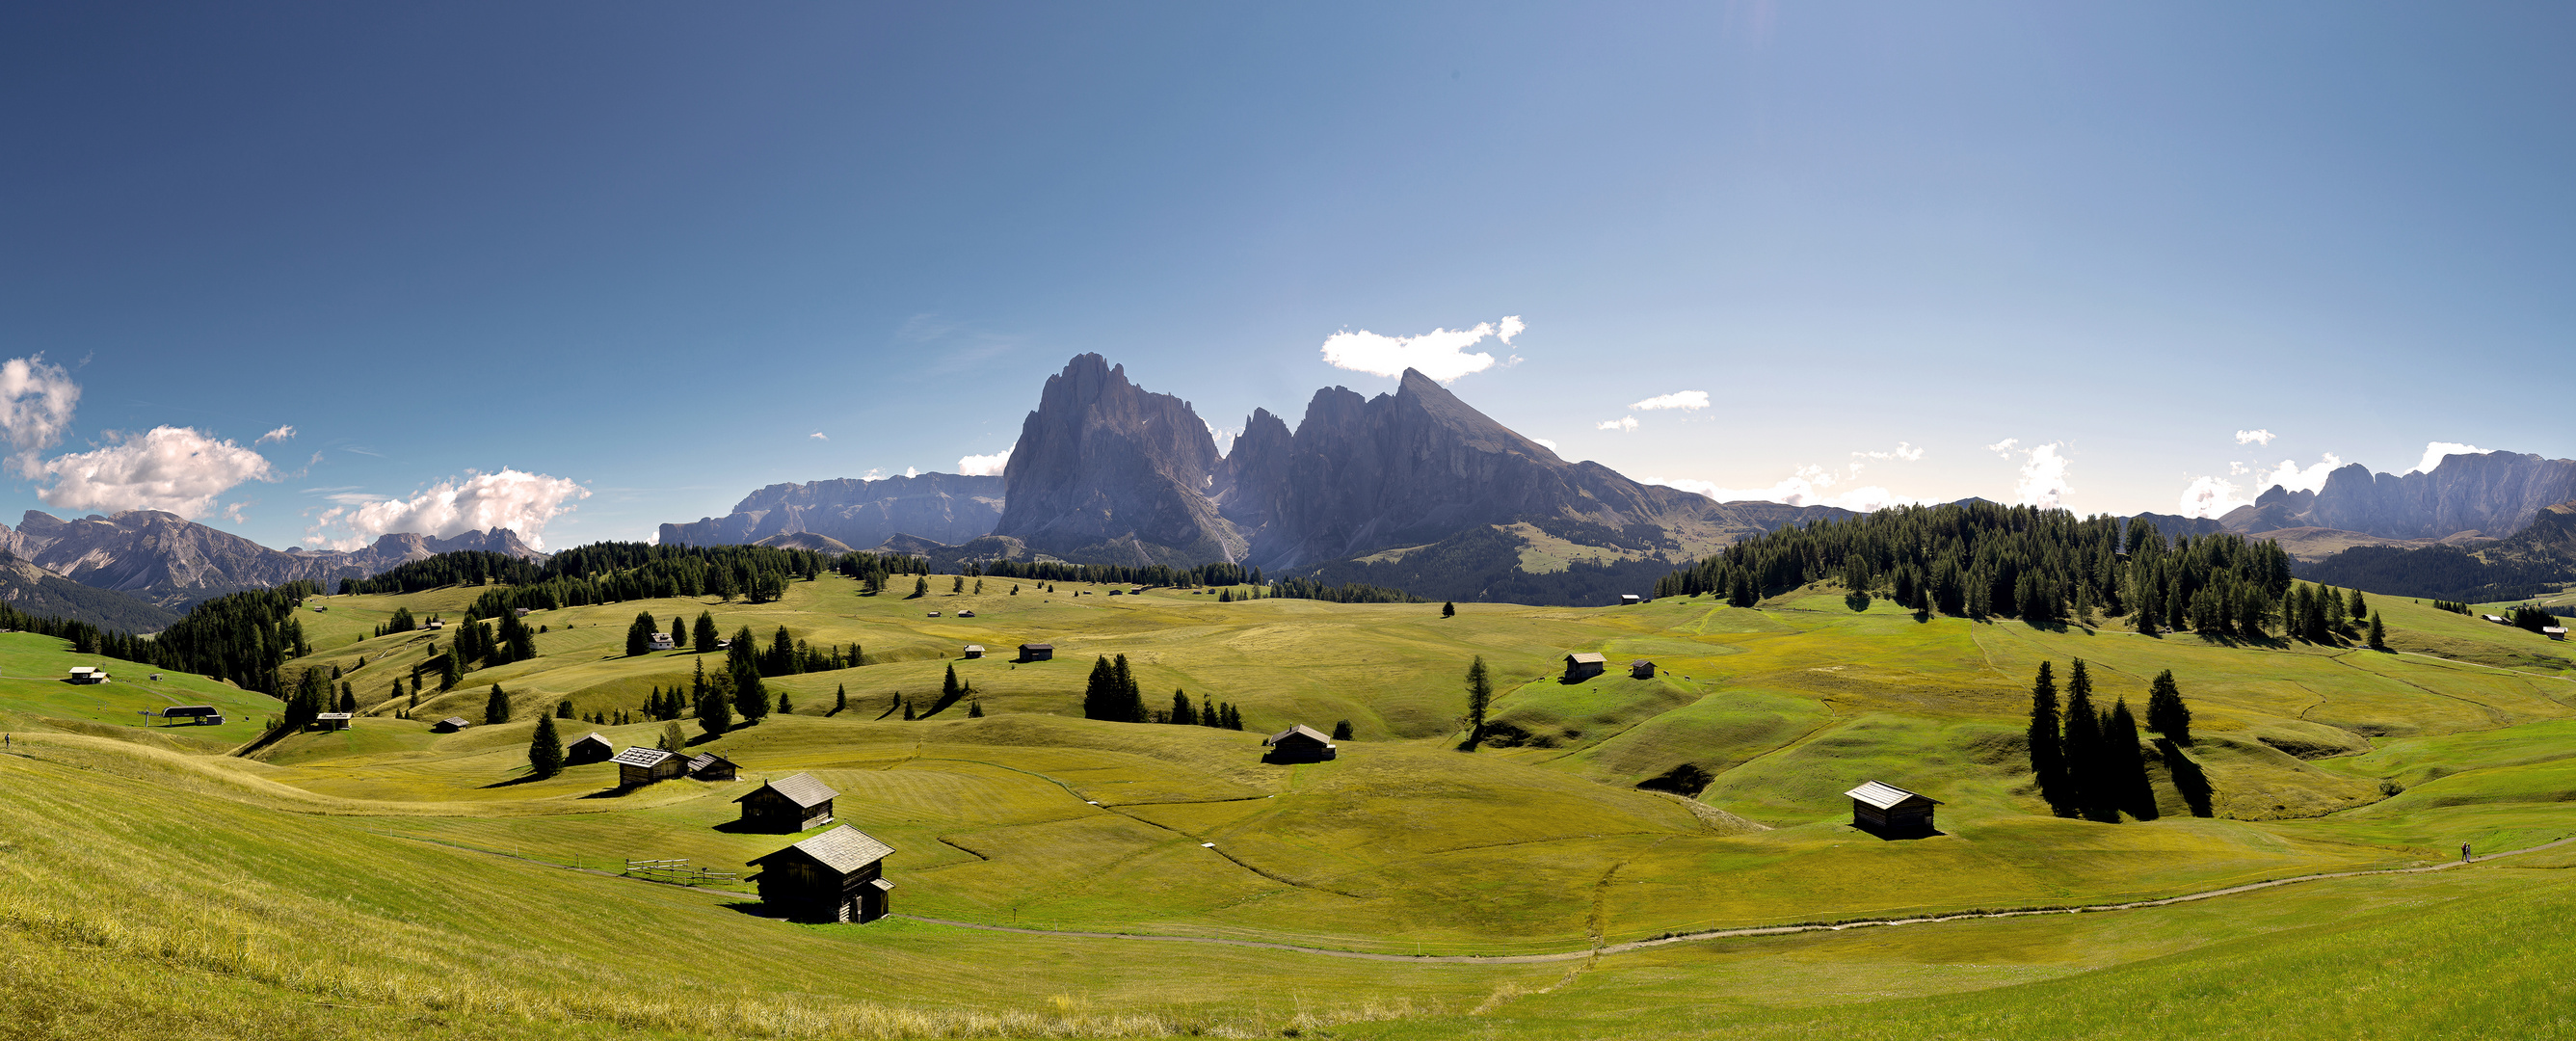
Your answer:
658;721;686;753
968;700;983;717
625;611;656;656
1332;719;1353;740
484;684;512;725
731;659;770;724
2104;697;2155;820
2368;610;2389;652
902;700;916;721
2145;669;2192;744
696;684;732;735
2062;664;2106;821
2028;661;2068;815
1110;654;1143;722
1171;689;1195;726
1443;601;1455;618
554;700;572;718
943;664;962;703
439;651;461;691
528;714;564;778
836;683;847;713
777;690;793;715
389;677;402;707
338;681;356;714
913;576;929;598
693;611;719;654
1464;656;1493;750
1082;656;1115;720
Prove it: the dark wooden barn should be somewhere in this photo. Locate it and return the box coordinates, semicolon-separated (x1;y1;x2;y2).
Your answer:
687;753;740;781
1563;652;1606;681
735;772;837;832
567;733;616;764
162;706;222;726
313;712;352;732
1630;659;1657;679
432;717;470;734
612;746;687;787
1845;781;1942;838
1019;642;1053;662
746;825;896;923
1262;724;1339;764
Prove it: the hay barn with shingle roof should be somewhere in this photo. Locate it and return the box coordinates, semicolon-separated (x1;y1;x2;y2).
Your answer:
1845;780;1941;838
735;773;837;832
1262;724;1338;764
612;746;686;787
746;825;896;923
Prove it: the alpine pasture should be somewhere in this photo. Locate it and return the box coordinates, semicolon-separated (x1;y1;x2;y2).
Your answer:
3;570;2572;1039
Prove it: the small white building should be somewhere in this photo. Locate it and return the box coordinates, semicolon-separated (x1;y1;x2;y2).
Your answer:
650;632;676;651
67;666;109;684
2545;627;2568;641
1618;594;1643;605
426;620;446;629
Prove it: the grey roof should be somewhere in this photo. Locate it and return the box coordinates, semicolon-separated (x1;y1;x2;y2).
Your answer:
1265;724;1333;746
1566;652;1607;664
748;825;893;873
1631;659;1654;667
611;747;677;768
1845;781;1941;810
164;705;218;715
437;717;470;728
569;733;614;749
314;712;353;721
1020;642;1053;651
964;644;985;653
686;753;736;773
736;771;837;808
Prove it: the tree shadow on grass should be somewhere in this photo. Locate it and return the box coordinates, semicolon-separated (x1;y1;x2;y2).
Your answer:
2158;737;2215;817
579;786;645;799
480;772;553;789
718;901;784;920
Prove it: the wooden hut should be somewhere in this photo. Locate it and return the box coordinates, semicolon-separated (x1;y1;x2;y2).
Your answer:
313;712;353;732
431;716;470;734
66;666;109;684
163;706;222;726
687;753;740;781
1563;653;1606;681
735;773;838;832
1019;642;1053;662
1618;594;1643;605
1262;724;1338;764
1844;781;1941;838
1630;659;1656;680
962;644;985;659
746;825;895;923
612;746;687;787
566;733;616;764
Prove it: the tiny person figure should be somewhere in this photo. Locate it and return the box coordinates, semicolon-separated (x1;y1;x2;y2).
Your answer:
2461;841;2472;863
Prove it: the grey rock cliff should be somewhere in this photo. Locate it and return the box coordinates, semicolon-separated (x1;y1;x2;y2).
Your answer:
658;473;1003;549
993;354;1244;565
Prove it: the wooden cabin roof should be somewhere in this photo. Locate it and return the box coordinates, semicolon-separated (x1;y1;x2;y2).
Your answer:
164;705;218;716
1265;724;1333;746
1565;652;1607;665
611;747;677;768
686;753;736;773
747;825;893;873
569;733;614;749
735;771;837;808
1844;780;1942;811
1020;642;1053;651
314;712;353;722
437;717;470;728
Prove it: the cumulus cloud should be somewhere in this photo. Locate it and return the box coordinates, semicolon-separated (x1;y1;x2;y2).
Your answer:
1597;415;1638;433
957;447;1012;476
1319;315;1524;383
37;426;276;520
2234;429;2275;445
1983;438;2018;458
2258;453;2344;494
305;469;589;550
904;467;919;478
1645;461;1924;513
0;355;81;476
1205;419;1237;456
1629;390;1710;412
1855;442;1925;462
1532;438;1558;451
809;432;828;440
2408;441;2487;475
257;425;296;444
1986;441;2073;509
2175;451;2348;518
2175;475;2254;519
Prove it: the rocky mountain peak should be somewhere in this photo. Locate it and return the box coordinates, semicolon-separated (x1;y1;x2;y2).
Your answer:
991;354;1243;565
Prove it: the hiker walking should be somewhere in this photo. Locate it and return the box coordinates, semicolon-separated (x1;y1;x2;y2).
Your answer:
2461;842;2471;863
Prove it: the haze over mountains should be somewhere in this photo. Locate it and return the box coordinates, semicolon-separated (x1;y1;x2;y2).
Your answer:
0;510;541;620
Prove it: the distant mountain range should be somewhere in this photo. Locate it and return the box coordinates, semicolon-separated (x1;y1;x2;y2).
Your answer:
659;473;1002;550
0;510;543;623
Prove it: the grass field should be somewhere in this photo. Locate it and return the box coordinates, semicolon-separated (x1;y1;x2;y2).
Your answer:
2;573;2571;1038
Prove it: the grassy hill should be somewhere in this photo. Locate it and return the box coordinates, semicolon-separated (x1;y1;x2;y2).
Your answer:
2;571;2571;1037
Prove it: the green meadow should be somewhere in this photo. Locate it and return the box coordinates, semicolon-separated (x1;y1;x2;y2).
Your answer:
3;572;2571;1038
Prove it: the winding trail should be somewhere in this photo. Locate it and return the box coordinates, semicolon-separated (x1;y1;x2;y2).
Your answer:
895;835;2575;964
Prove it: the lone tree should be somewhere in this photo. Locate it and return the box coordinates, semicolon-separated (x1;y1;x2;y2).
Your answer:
968;699;984;718
696;682;733;735
2027;660;2067;815
943;664;962;704
658;721;686;753
1332;719;1354;740
1463;656;1493;750
693;611;720;654
484;684;513;725
835;683;848;714
2145;669;2192;744
1442;601;1455;618
2368;611;2390;652
527;714;564;779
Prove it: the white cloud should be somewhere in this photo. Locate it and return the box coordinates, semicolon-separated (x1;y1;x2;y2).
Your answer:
2256;453;2344;494
1319;316;1524;383
861;468;886;481
0;355;81;477
1205;419;1237;457
257;425;296;444
1645;462;1925;513
2228;461;2250;475
1532;438;1558;451
957;448;1012;476
37;426;276;520
809;432;828;440
1629;390;1710;412
2408;441;2487;475
305;468;589;550
1983;438;2018;458
2234;429;2275;445
904;467;919;478
1855;441;1925;462
2003;441;2073;509
1597;415;1638;433
2175;475;2255;519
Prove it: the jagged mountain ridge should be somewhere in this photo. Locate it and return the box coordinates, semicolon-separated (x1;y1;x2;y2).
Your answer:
996;355;1241;566
0;552;183;632
659;473;1004;550
1;511;542;610
2216;452;2576;542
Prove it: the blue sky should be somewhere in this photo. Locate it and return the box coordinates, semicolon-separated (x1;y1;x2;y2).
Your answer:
3;3;2569;550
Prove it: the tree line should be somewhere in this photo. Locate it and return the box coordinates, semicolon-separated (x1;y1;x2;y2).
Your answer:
2027;659;2206;821
1079;654;1244;730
